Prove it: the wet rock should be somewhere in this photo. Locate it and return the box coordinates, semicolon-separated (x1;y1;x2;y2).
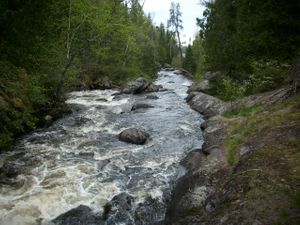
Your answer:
185;92;196;103
181;149;207;172
0;162;20;179
177;68;194;79
122;77;150;94
111;193;134;211
188;92;229;117
144;83;163;92
162;64;175;71
159;88;168;92
135;196;165;225
78;151;95;157
131;102;154;111
119;128;149;145
77;140;101;149
74;117;92;126
95;98;108;102
104;193;135;225
112;95;122;101
165;173;210;224
44;115;53;127
146;94;159;100
52;205;104;225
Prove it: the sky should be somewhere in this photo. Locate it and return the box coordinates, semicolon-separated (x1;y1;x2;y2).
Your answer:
143;0;205;46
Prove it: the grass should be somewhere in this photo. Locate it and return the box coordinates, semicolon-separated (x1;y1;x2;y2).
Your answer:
223;94;300;166
222;104;262;118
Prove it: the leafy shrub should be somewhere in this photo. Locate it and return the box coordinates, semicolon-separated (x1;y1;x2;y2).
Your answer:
244;60;289;95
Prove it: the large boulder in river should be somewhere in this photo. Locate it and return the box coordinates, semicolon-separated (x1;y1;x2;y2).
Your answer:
119;128;149;145
122;77;163;94
52;205;104;225
144;83;163;93
131;102;154;111
122;77;150;94
187;92;229;117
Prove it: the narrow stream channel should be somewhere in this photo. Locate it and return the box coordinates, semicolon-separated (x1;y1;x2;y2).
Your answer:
0;70;203;225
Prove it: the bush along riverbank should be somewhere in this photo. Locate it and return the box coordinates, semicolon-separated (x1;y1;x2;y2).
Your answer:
166;78;300;225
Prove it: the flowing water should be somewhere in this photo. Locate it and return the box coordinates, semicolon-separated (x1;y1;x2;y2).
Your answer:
0;70;203;225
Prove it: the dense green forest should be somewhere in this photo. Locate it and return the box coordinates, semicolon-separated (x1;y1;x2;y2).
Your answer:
1;0;299;150
0;0;181;150
183;0;300;99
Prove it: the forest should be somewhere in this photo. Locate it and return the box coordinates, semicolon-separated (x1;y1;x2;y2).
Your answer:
0;0;299;149
184;0;300;99
0;0;181;150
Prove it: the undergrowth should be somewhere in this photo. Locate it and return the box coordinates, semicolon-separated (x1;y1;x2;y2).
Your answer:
223;94;300;166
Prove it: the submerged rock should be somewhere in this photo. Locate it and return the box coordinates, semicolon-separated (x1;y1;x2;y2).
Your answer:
131;102;154;111
119;128;149;145
146;94;159;100
52;205;104;225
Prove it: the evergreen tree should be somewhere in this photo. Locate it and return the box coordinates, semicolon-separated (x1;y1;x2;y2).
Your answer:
183;45;197;74
168;2;183;64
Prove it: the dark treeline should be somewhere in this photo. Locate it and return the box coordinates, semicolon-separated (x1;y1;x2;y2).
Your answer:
183;0;300;99
0;0;181;150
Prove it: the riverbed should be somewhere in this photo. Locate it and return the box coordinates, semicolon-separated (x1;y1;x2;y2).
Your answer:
0;70;203;225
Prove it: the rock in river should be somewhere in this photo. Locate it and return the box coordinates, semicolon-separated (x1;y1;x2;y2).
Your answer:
131;102;154;111
119;128;149;145
122;77;162;94
52;205;103;225
122;77;150;94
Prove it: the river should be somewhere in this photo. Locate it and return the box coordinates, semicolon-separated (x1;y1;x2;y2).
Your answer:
0;70;203;225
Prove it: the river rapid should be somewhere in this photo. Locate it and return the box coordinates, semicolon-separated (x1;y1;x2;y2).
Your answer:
0;70;203;225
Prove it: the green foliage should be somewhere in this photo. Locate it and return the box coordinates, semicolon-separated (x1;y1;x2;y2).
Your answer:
194;0;300;94
221;78;244;103
191;36;206;80
222;104;262;118
243;60;290;95
226;135;243;166
207;77;244;102
198;0;300;73
0;0;179;150
183;45;197;74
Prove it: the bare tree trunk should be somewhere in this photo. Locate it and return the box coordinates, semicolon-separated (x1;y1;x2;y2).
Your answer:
176;29;183;63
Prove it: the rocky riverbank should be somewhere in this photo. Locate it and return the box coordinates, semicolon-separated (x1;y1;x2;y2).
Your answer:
166;78;300;224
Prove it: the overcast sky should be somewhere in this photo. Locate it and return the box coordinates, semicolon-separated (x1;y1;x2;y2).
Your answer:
143;0;205;45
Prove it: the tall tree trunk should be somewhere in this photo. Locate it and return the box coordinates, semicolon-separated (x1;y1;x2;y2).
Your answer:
176;29;183;63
